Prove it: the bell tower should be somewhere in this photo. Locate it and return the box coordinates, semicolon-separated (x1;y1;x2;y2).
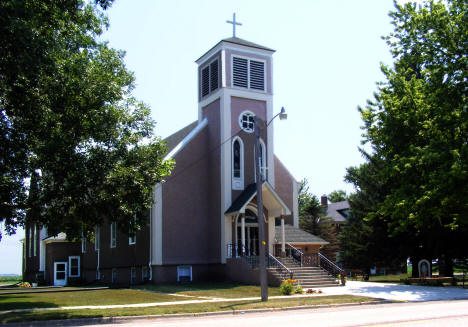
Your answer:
195;20;276;263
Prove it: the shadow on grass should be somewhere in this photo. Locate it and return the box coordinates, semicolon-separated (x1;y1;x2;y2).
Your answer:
0;294;61;311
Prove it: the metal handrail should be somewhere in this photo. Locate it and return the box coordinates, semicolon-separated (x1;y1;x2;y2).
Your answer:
268;253;293;280
286;243;304;267
318;252;346;285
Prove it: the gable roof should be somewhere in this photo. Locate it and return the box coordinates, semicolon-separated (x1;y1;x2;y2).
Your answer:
164;121;198;154
225;182;291;217
163;119;208;161
274;225;328;245
325;200;350;223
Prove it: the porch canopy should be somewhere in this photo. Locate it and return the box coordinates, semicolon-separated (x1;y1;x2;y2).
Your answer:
225;182;291;217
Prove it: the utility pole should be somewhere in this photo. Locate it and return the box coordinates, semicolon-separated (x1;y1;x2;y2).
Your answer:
254;115;268;302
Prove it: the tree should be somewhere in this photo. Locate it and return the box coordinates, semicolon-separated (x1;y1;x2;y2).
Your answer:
344;0;467;276
298;179;339;261
0;0;173;240
328;190;347;203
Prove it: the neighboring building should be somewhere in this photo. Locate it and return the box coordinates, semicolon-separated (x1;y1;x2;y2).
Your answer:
22;36;331;286
321;195;350;231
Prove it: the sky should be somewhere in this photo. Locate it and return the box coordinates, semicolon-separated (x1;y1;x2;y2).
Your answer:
0;0;402;275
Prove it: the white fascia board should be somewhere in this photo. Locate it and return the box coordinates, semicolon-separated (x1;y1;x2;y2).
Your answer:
263;182;291;215
196;42;273;67
164;118;208;161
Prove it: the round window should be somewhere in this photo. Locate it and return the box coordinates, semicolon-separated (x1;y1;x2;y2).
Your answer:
239;111;255;133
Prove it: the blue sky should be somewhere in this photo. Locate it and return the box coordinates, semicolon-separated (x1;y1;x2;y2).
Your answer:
0;0;401;274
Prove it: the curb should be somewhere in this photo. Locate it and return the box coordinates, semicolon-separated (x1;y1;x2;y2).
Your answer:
2;300;392;327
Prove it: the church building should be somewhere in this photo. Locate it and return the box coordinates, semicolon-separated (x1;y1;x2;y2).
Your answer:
22;26;340;287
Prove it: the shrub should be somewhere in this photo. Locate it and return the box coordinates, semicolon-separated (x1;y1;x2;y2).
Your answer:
294;284;303;294
280;279;296;295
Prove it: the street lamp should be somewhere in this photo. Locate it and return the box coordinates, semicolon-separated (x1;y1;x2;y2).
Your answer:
254;107;287;302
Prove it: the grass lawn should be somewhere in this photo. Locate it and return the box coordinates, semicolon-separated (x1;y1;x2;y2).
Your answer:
136;282;283;298
0;289;185;311
368;274;410;283
0;295;377;324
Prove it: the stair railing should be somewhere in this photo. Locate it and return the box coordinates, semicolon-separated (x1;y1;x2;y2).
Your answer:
286;243;304;267
268;253;293;280
318;252;346;285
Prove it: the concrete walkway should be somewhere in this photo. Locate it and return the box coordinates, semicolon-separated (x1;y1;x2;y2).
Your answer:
2;282;468;315
320;281;468;302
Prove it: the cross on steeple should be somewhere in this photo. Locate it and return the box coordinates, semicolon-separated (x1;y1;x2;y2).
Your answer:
226;13;242;38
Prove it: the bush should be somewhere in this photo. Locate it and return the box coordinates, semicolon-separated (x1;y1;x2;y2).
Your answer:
294;284;303;294
280;279;296;295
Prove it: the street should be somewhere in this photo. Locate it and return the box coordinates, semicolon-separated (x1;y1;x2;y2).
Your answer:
86;300;468;327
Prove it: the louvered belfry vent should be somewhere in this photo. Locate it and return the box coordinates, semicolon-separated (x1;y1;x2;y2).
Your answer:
249;60;264;90
210;60;218;92
201;59;219;98
201;66;210;97
233;57;248;88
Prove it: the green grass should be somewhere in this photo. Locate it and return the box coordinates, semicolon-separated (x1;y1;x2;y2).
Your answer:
368;274;410;283
0;295;377;324
136;282;283;298
0;289;185;311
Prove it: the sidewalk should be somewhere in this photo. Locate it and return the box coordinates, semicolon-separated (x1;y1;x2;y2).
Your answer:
321;281;468;302
0;293;335;314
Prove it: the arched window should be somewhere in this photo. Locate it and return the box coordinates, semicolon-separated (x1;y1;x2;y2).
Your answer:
257;139;267;181
232;137;244;190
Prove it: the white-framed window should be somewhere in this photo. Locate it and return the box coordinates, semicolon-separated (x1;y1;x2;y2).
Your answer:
130;267;136;285
201;58;219;97
68;256;80;277
232;56;266;91
238;111;255;133
81;230;86;253
110;222;116;248
177;265;192;282
94;226;100;251
129;216;136;245
28;227;32;258
232;137;244;190
112;268;117;283
33;225;37;256
142;266;149;281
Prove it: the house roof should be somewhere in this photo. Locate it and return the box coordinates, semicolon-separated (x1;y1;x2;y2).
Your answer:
225;182;291;217
274;225;328;245
164;121;198;154
163;119;208;161
325;200;350;223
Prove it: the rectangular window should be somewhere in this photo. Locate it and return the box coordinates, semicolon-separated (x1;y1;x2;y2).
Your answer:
95;226;100;251
81;230;86;253
232;56;265;91
177;265;192;282
142;266;149;281
110;222;116;248
112;268;117;283
33;225;37;256
69;256;80;277
129;216;136;245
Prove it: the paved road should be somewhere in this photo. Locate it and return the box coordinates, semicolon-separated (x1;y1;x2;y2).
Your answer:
321;281;468;302
87;300;468;327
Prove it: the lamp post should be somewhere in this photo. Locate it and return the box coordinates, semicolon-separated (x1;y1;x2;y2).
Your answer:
254;107;287;302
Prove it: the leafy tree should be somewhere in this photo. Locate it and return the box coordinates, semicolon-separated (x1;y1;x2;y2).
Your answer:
327;190;347;203
344;0;467;276
298;179;339;261
0;0;173;240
